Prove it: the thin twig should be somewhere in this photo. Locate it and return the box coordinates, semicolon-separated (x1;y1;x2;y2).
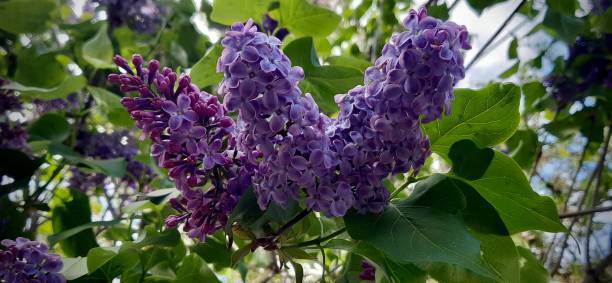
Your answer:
282;227;347;249
559;206;612;219
271;209;312;243
448;0;460;11
550;127;611;274
465;0;526;71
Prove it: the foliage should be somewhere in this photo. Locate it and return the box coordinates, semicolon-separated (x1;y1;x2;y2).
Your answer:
0;0;610;282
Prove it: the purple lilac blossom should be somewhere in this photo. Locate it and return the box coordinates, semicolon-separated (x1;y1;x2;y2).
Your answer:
259;14;290;41
0;82;30;153
216;8;470;216
94;0;162;34
359;260;376;281
32;93;80;114
69;129;156;192
330;7;470;213
109;54;254;240
217;20;352;217
545;34;612;106
0;237;65;283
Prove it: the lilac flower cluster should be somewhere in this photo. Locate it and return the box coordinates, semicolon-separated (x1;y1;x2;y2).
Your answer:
259;15;289;41
0;237;65;283
0;81;29;153
93;0;162;34
217;20;355;216
217;8;469;216
109;54;253;240
32;93;80;114
328;7;470;213
359;260;376;281
69;129;156;192
544;34;612;106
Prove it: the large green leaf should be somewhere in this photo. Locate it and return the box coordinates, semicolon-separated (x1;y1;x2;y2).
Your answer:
423;83;520;156
82;24;114;69
409;174;519;283
465;0;505;14
284;37;362;113
174;254;221;283
0;0;56;34
189;44;224;89
192;235;232;269
87;86;133;127
279;0;341;37
353;243;426;283
542;9;584;43
0;149;43;196
28;113;70;143
61;257;89;281
48;220;121;247
4;76;87;100
517;247;549;283
51;188;99;257
344;200;498;280
14;50;66;88
505;129;539;170
210;0;272;25
448;140;565;233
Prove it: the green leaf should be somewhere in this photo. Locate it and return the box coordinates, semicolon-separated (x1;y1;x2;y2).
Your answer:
0;196;30;239
465;0;505;14
84;158;127;178
190;44;224;88
192;236;232;269
344;201;497;280
61;257;89;280
14;50;66;88
210;0;272;25
423;83;520;156
48;220;121;248
352;243;426;283
448;140;565;233
408;174;519;283
546;0;577;15
279;0;341;37
517;247;549;283
284;37;362;113
28;113;70;143
0;149;43;196
427;3;450;21
500;62;519;78
508;37;518;59
420;232;520;283
87;247;118;274
506;129;540;170
174;254;221;283
592;8;612;33
521;81;546;114
542;9;584;43
326;55;371;73
51;189;99;257
0;0;56;34
87;86;133;127
4;76;87;100
290;261;304;283
82;24;114;69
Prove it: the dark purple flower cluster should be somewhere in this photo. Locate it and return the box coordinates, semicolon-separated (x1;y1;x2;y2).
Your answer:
0;81;29;153
69;129;156;192
215;9;470;217
328;7;469;213
32;93;80;114
359;260;376;281
94;0;162;34
109;54;253;240
544;34;612;106
217;20;354;216
0;237;65;283
259;15;289;41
